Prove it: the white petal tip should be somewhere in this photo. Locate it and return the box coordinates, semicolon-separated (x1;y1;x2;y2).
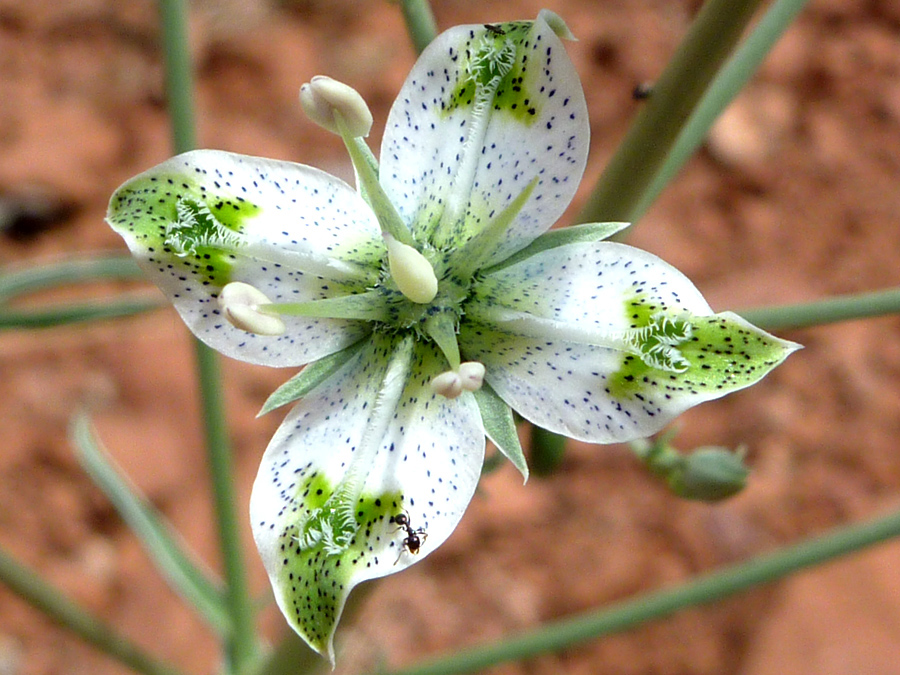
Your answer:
538;10;576;41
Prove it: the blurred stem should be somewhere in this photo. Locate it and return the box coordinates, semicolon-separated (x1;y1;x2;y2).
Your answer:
158;0;259;671
632;0;810;221
739;286;900;331
0;255;143;303
0;296;164;330
399;0;437;54
529;425;567;477
578;0;764;226
0;546;185;675
380;506;900;675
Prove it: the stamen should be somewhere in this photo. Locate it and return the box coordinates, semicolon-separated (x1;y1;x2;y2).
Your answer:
458;361;486;392
430;362;485;399
383;233;438;304
430;371;463;399
299;76;373;138
218;282;286;336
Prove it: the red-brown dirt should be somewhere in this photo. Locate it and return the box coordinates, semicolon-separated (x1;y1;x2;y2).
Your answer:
2;1;900;674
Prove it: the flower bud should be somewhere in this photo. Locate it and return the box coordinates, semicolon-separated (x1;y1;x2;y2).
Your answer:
667;446;749;502
383;233;438;304
299;76;373;138
430;371;463;399
218;282;286;336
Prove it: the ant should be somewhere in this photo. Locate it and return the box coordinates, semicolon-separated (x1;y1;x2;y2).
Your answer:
392;511;428;564
484;23;506;36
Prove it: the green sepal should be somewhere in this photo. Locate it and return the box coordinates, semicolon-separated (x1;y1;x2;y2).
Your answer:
473;381;528;482
70;413;230;635
258;339;368;416
483;222;630;274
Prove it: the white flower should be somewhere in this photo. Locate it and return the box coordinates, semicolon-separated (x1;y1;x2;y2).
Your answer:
106;12;798;662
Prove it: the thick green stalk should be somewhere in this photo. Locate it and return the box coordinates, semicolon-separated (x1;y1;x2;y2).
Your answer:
157;0;259;671
578;0;764;225
740;286;900;331
399;0;437;55
632;0;810;221
0;546;185;675
380;507;900;675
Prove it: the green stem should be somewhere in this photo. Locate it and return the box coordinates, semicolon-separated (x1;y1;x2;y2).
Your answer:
158;0;196;154
578;0;765;225
158;0;259;671
0;296;164;330
739;286;900;331
380;506;900;675
194;343;260;672
632;0;810;221
0;546;185;675
0;255;143;303
398;0;438;55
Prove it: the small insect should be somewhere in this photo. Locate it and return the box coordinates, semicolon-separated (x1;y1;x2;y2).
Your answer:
393;511;428;564
632;81;654;100
484;23;506;36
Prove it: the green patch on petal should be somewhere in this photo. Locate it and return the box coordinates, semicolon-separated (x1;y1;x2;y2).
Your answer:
443;21;542;124
610;306;799;399
107;172;260;286
274;469;405;657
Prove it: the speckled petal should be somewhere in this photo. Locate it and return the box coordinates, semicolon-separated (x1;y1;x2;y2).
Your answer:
107;150;385;367
250;333;484;661
380;14;588;264
461;242;800;442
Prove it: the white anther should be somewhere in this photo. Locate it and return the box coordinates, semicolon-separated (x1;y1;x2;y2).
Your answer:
383;233;438;304
458;361;486;392
299;76;373;138
218;282;286;336
430;371;463;399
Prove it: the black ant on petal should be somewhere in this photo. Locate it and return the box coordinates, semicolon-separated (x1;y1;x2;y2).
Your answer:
393;511;428;564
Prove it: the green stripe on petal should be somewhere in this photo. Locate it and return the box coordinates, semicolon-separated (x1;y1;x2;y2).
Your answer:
250;333;484;661
107;150;385;367
380;13;589;264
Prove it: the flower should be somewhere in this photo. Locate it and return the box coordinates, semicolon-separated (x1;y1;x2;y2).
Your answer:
106;11;798;661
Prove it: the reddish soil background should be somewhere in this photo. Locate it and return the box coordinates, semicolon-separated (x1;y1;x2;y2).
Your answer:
2;1;900;674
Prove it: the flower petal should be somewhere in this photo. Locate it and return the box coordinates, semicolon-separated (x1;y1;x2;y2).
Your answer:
107;150;385;367
380;14;589;264
250;333;484;661
461;242;799;442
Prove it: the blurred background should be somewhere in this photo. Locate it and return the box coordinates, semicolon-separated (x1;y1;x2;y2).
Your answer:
2;0;900;673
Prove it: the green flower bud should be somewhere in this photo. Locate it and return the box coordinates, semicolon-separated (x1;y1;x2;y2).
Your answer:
667;446;749;501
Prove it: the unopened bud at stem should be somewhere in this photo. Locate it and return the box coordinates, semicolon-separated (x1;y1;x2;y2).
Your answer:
299;76;373;138
383;233;438;304
218;282;286;336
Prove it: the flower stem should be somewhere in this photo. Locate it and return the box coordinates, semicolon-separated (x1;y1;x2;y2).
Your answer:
379;506;900;675
739;286;900;331
577;0;765;226
630;0;810;222
0;254;143;303
0;296;164;330
158;0;259;671
398;0;437;55
0;545;185;675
